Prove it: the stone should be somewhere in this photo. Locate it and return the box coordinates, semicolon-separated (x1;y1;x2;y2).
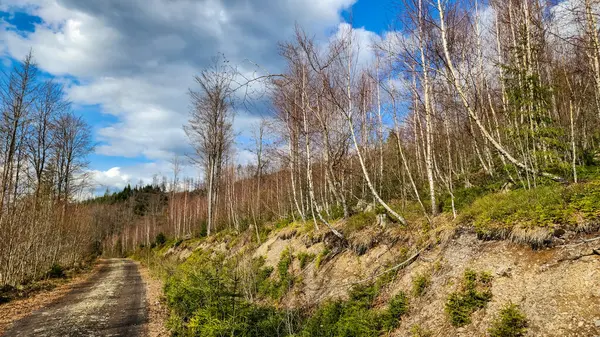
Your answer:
595;319;600;327
496;267;512;277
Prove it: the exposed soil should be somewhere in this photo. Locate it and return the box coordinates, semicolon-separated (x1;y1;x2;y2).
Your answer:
385;233;600;336
243;223;600;336
1;259;147;337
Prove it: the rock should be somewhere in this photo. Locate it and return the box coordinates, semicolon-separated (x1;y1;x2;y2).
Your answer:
595;319;600;327
496;267;512;277
578;321;584;327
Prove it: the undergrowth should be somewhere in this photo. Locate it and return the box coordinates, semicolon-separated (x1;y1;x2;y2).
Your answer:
459;181;600;247
445;269;493;327
412;272;431;297
301;284;409;337
488;303;528;337
160;241;413;337
164;250;301;336
256;247;296;300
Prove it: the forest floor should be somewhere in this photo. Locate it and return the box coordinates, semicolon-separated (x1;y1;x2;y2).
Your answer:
0;259;147;337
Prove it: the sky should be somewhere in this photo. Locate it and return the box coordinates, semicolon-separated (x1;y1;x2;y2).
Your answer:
0;0;395;193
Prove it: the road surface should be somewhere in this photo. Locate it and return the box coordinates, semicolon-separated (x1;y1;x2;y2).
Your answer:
2;259;147;337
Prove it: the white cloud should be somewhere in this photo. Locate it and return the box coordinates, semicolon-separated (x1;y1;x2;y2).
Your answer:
90;167;131;190
0;0;383;189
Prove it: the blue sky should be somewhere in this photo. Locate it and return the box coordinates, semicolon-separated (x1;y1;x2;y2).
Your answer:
0;0;395;192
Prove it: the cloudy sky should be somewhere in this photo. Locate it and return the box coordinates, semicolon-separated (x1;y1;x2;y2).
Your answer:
0;0;393;192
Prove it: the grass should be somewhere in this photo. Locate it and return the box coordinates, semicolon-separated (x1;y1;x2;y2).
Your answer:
314;247;330;271
344;212;376;232
459;181;600;247
410;324;433;337
445;269;493;327
296;252;316;269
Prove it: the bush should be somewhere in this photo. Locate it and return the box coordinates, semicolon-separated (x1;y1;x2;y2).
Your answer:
489;303;528;337
302;284;379;337
164;251;298;336
381;291;409;330
155;232;167;246
47;264;66;279
257;248;296;300
461;186;569;230
412;273;431;297
302;284;409;336
328;205;346;220
445;269;493;327
275;216;294;229
173;238;183;248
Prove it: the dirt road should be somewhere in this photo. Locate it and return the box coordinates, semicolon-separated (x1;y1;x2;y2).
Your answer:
1;259;147;337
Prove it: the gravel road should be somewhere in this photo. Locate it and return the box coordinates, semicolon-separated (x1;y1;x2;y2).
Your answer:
1;259;147;337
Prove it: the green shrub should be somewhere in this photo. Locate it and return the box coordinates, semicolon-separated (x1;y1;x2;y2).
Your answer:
164;251;297;336
154;232;167;246
278;248;293;280
249;257;278;300
348;283;378;307
301;301;345;337
489;303;528;337
460;181;600;237
257;248;295;300
412;273;431;297
568;181;600;218
445;269;493;327
47;264;65;279
302;283;409;336
297;252;316;269
381;291;409;330
173;238;183;248
301;284;379;337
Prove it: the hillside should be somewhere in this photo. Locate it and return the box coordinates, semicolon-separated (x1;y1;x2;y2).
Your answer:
136;182;600;337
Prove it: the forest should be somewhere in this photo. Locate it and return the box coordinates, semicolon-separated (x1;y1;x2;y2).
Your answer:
96;0;600;252
1;0;600;333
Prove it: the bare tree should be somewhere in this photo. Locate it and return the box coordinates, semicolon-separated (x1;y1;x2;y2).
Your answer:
185;56;235;236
